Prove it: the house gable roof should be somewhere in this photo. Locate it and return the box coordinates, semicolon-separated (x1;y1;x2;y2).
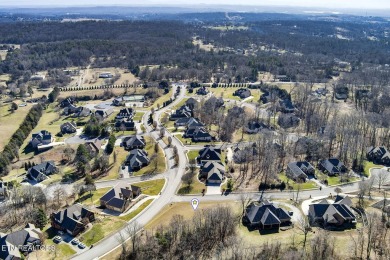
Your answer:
198;147;222;162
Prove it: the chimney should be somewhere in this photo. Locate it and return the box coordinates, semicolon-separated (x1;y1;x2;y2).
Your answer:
119;193;122;198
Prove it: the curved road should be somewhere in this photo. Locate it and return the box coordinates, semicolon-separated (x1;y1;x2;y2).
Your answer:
72;86;386;259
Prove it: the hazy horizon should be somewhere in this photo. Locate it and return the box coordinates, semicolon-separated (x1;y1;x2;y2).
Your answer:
1;0;390;10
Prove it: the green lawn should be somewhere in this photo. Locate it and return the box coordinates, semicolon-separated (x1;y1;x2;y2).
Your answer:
178;174;206;195
187;150;200;161
76;187;111;206
114;130;136;138
133;111;145;121
80;217;125;246
278;173;318;190
315;171;359;186
99;146;128;181
0;102;32;150
133;179;165;195
119;199;154;221
363;160;382;177
171;98;188;110
133;136;166;176
151;89;173;109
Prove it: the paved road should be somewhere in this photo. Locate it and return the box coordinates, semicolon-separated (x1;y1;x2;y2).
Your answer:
73;85;188;260
72;86;388;259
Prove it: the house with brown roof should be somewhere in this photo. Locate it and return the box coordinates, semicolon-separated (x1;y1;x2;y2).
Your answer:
100;183;141;213
85;139;102;156
50;204;95;236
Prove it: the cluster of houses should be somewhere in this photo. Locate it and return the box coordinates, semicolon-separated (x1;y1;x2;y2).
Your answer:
61;98;92;118
114;107;135;131
197;146;225;184
243;195;356;232
286;158;347;183
121;135;150;172
170;98;213;142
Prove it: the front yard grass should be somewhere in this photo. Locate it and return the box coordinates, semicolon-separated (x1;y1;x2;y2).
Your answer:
134;179;165;195
151;89;173;109
278;173;318;190
80;216;125;246
99;146;128;181
178;174;205;195
119;199;154;221
76;187;111;206
363;160;382;177
187;150;200;161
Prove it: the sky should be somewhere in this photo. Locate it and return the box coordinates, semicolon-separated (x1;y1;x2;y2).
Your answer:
1;0;390;9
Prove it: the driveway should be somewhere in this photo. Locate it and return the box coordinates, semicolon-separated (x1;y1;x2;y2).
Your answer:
206;184;222;195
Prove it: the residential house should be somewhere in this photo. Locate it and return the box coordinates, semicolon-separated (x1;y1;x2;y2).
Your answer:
318;158;347;176
192;128;213;142
243;200;291;229
60;97;74;108
0;182;8;199
197;146;222;166
28;161;57;182
200;161;225;184
100;183;141;213
95;108;114;120
196;86;209;95
276;75;291;82
50;204;95;236
367;146;390;165
115;108;134;120
308;198;356;227
30;130;53;148
115;119;135;131
245;121;268;134
63;104;78;115
185;97;199;110
334;195;353;207
0;223;42;260
279;99;295;113
99;72;113;78
175;117;204;128
233;88;251;99
124;149;150;171
334;87;349;100
286;161;315;182
85;139;102;156
74;107;91;117
60;122;77;134
169;105;192;121
233;145;257;164
122;136;146;150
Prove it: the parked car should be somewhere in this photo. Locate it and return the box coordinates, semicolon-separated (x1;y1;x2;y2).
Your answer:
53;236;62;243
71;238;80;245
78;243;86;249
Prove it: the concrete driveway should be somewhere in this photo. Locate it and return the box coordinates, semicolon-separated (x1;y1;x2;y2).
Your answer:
206;184;222;195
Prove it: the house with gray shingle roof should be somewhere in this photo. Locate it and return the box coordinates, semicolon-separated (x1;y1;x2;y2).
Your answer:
30;130;53;148
243;200;291;229
0;223;42;260
60;121;77;134
367;146;390;165
286;161;315;182
318;158;347;176
124;149;149;171
50;204;95;236
100;183;141;213
27;161;57;183
122;136;146;150
200;161;225;184
308;197;356;227
197;146;222;166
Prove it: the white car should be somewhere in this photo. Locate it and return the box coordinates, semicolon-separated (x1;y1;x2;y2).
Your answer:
78;243;86;249
53;236;62;243
71;238;80;245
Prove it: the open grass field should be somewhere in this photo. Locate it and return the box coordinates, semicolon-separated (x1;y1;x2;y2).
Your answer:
151;88;173;109
133;136;166;176
133;179;165;195
133;111;145;121
0;102;32;150
100;146;128;181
